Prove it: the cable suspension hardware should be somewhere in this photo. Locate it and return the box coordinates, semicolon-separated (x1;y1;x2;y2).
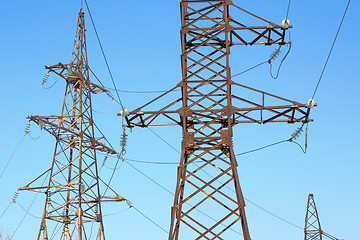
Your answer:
25;122;30;135
12;190;19;203
269;48;281;62
42;72;50;85
120;128;127;155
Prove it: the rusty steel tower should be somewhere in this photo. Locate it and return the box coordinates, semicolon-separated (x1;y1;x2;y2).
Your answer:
20;8;125;240
305;194;339;240
122;1;314;239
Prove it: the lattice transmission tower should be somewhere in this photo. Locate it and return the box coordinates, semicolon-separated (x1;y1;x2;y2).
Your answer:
122;1;314;239
305;194;340;240
19;8;125;240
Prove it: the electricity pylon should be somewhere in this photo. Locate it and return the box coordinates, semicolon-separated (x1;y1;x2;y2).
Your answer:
121;1;314;239
19;8;125;240
305;194;340;240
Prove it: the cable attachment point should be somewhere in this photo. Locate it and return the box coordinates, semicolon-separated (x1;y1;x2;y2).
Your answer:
126;199;133;208
119;108;129;117
106;91;114;100
42;72;50;85
25;122;30;135
120;129;127;155
12;190;19;203
282;18;290;29
306;99;315;108
290;125;304;141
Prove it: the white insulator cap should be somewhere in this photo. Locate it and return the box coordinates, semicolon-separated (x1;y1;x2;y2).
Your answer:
120;108;129;117
306;99;315;108
282;18;290;29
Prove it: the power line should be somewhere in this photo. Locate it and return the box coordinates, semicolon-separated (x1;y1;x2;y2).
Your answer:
16;202;42;219
285;0;292;20
10;171;50;240
0;202;12;220
236;139;289;156
0;134;27;178
147;127;305;231
84;0;125;109
124;160;244;236
148;127;181;154
312;0;350;99
0;83;42;153
132;205;169;234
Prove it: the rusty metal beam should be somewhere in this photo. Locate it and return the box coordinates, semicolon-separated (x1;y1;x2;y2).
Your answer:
120;1;315;239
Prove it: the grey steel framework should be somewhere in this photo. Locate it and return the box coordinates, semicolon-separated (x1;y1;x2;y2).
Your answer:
20;9;124;240
305;194;339;240
122;1;314;239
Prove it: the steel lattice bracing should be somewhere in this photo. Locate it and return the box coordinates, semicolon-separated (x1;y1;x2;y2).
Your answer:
305;194;339;240
20;9;124;240
122;1;314;239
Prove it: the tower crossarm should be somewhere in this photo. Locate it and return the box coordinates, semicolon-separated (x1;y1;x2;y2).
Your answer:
123;82;315;127
28;115;117;155
45;63;108;94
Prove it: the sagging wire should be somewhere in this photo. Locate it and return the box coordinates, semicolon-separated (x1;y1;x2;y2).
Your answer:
103;200;132;217
146;125;308;231
93;97;115;114
27;121;43;140
290;123;309;153
93;89;116;114
43;74;60;90
269;30;292;79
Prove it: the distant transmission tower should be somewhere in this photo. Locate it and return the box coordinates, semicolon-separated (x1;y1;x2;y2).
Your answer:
305;194;340;240
122;1;314;240
20;8;125;239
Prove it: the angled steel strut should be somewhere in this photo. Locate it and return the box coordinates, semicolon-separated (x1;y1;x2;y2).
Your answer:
121;1;315;239
20;8;125;240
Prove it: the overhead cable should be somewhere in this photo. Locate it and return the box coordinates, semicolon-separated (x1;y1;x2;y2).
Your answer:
132;205;169;234
147;127;306;231
124;160;244;237
10;171;50;239
312;0;351;99
84;0;125;109
0;133;27;178
0;83;42;153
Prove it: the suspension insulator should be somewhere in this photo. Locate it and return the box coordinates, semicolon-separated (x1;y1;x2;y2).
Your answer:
291;126;304;141
25;122;30;135
46;191;51;204
120;130;127;154
42;72;50;85
270;48;281;61
12;190;19;203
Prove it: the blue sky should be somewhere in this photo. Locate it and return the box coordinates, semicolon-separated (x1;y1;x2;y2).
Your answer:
0;0;359;239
